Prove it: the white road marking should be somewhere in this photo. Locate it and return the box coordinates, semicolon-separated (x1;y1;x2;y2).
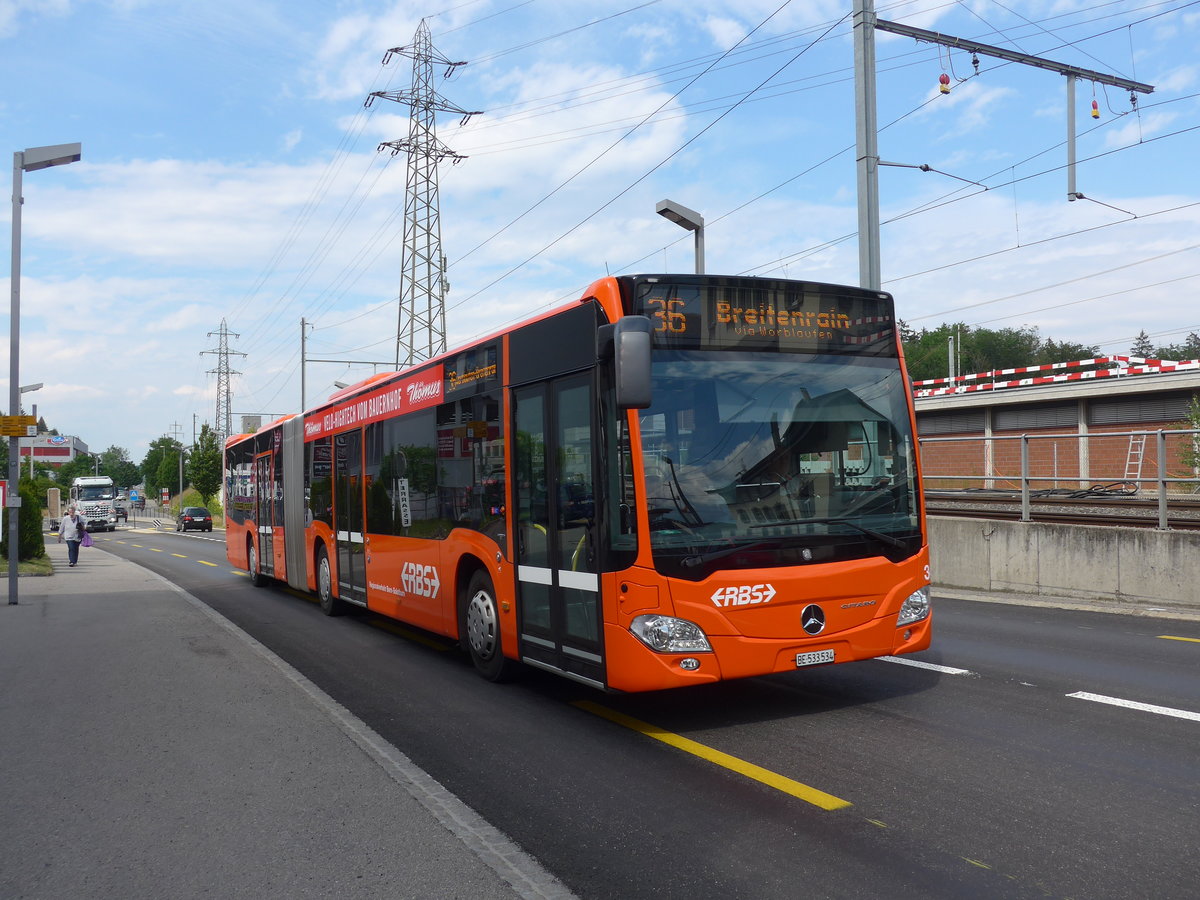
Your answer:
879;656;973;675
1066;692;1200;723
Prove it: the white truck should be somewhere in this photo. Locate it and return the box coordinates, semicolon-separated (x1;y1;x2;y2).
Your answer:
71;475;119;532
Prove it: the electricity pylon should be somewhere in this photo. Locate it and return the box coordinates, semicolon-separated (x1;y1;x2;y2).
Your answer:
201;319;245;445
366;19;481;368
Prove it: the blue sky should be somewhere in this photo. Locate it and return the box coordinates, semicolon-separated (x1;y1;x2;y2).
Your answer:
4;0;1199;461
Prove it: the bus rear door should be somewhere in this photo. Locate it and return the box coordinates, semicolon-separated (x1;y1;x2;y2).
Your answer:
333;429;367;606
254;451;276;579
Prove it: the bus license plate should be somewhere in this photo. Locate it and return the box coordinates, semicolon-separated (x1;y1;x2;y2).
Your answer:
795;649;835;668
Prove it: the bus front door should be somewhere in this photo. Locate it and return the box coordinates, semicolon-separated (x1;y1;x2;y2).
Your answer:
514;374;604;687
333;430;367;606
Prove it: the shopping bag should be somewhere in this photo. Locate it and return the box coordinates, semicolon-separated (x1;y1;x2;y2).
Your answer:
80;531;94;548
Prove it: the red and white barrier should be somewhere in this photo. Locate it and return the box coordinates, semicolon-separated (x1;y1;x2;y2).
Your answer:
913;356;1200;398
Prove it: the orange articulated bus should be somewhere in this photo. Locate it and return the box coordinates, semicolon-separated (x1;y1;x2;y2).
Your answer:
225;274;931;692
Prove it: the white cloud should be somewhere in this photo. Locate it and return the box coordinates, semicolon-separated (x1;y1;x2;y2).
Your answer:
1102;110;1179;148
4;0;1197;459
0;0;69;38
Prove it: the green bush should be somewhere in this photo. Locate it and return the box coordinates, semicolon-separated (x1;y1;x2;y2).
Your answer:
168;486;225;523
0;484;46;561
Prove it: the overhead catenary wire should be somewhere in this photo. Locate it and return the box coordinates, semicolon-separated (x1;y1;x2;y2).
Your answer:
447;3;850;310
451;83;1200;349
225;57;402;343
448;3;1195;308
238;0;1195;400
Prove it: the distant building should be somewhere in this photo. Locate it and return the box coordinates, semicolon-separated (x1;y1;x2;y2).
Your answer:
20;434;89;467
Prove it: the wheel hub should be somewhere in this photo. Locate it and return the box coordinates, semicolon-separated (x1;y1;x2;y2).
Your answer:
466;590;497;658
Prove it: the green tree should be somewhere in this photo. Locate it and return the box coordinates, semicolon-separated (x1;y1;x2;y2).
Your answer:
54;454;97;485
187;424;222;506
1177;396;1200;476
902;322;1101;383
99;445;141;489
1036;338;1099;364
142;437;182;496
156;449;184;500
1153;332;1200;361
899;322;971;383
1131;330;1155;357
962;325;1042;374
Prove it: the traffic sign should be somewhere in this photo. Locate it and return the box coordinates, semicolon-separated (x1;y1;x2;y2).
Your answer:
0;416;37;437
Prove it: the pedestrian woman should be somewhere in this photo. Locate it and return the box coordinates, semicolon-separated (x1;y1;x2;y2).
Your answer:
57;505;86;567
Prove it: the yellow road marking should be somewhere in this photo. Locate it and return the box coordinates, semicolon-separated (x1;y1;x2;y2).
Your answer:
150;548;163;552
283;587;318;604
198;560;218;567
573;701;851;810
367;618;452;651
131;544;144;548
963;858;992;869
1159;635;1200;644
172;553;187;559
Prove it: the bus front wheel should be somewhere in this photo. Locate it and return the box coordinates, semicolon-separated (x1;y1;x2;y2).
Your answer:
462;570;516;682
316;546;345;617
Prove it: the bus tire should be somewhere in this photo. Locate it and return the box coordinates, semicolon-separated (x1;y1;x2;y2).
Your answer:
316;546;345;617
462;570;516;682
248;539;266;588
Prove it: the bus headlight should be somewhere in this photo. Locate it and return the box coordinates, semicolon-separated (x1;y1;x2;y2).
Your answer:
630;615;713;653
897;586;931;626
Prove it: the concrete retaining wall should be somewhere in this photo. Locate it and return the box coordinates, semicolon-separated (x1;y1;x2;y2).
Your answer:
928;516;1199;610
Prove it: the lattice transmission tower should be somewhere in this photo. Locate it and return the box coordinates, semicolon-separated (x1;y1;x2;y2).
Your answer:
201;319;246;445
366;19;481;368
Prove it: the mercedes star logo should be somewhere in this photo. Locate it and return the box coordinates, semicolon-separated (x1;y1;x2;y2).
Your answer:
801;604;826;635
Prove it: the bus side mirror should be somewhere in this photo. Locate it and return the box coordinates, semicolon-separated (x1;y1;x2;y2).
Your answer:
607;315;652;409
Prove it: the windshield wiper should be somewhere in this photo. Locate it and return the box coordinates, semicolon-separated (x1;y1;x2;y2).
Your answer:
749;516;910;550
681;540;774;569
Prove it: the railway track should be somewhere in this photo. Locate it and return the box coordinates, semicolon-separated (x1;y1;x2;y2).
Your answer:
924;490;1200;530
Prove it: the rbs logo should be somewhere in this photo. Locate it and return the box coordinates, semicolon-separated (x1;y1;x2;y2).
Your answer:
401;562;441;598
710;583;776;608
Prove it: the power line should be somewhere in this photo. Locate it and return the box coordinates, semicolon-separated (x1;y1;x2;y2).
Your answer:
448;2;847;307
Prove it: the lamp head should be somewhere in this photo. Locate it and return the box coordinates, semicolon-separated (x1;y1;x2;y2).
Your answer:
20;143;82;172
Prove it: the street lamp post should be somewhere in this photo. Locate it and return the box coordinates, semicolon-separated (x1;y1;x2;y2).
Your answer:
9;142;81;605
655;199;705;274
20;383;42;482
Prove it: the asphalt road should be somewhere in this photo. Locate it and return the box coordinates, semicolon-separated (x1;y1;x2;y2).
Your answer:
97;524;1200;900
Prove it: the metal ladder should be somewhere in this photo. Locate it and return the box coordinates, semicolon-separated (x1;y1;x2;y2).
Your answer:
1123;434;1147;492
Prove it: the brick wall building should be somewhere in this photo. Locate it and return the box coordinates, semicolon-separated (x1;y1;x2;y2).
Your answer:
914;360;1200;494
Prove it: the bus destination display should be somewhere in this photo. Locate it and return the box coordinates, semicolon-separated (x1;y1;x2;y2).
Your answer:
632;279;897;355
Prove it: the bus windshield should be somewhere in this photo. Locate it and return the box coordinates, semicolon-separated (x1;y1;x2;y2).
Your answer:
638;350;920;579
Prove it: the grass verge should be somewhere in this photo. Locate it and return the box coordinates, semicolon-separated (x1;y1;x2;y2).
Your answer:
0;555;55;577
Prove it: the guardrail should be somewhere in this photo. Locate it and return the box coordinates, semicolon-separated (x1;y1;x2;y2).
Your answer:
918;428;1200;529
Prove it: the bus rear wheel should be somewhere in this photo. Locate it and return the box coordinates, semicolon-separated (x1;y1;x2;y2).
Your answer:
316;546;345;617
462;570;516;682
248;539;266;588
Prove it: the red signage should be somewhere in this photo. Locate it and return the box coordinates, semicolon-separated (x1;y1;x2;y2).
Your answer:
303;365;444;441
